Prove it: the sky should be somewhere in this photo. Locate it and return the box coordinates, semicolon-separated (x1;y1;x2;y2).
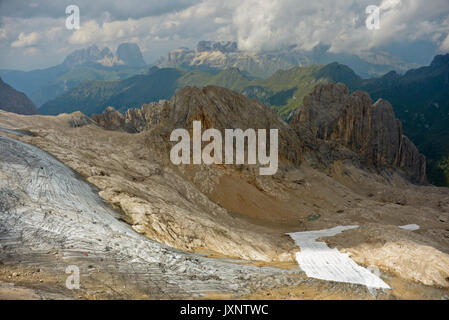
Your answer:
0;0;448;70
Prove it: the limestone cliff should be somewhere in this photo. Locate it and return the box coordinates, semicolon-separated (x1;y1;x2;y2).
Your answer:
291;83;426;183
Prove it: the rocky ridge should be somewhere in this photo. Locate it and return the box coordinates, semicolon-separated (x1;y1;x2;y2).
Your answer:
93;83;425;183
291;83;426;183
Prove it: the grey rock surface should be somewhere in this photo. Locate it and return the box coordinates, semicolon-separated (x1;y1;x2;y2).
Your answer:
291;83;426;183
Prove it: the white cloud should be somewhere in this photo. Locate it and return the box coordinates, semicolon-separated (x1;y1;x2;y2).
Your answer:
23;47;38;55
68;20;101;45
232;0;449;54
11;31;40;47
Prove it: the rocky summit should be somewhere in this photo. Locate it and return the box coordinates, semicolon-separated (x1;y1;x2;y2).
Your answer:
291;83;426;183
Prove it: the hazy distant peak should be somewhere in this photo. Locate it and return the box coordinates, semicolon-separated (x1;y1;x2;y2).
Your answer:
63;42;146;68
116;43;146;67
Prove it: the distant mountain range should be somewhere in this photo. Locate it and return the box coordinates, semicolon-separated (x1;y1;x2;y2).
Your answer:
157;41;418;79
39;68;183;116
0;77;37;115
37;62;363;117
0;40;419;109
0;43;147;107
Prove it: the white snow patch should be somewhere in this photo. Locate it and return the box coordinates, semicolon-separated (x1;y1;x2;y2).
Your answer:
399;224;420;231
287;225;390;289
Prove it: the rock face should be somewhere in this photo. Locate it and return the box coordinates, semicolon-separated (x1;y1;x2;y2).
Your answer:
291;83;426;183
92;86;302;165
92;83;426;183
0;77;38;115
91;104;164;133
63;44;106;67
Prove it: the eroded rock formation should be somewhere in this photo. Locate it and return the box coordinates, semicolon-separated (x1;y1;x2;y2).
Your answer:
291;83;426;183
0;77;38;115
92;86;302;165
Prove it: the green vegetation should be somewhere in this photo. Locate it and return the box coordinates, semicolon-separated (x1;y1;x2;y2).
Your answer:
40;63;359;117
39;68;182;115
307;214;321;221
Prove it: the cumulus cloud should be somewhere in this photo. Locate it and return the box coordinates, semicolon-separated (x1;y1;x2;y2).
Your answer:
232;0;449;54
11;31;40;47
0;0;448;69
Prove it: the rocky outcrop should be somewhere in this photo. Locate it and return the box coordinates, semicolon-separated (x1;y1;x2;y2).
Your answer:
291;83;426;183
91;102;167;133
92;86;302;165
91;107;133;132
0;77;38;115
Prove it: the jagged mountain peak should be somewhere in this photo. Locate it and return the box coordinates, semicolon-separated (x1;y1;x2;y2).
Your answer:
63;42;146;67
291;82;426;183
116;42;146;66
